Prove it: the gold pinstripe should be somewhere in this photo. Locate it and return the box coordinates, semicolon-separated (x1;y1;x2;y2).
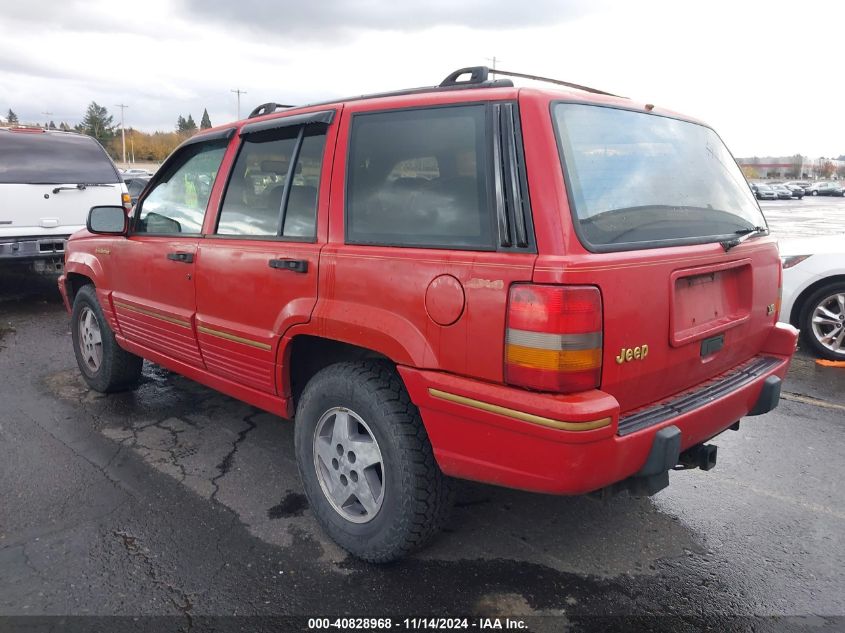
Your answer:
197;325;272;351
113;301;191;329
428;388;611;432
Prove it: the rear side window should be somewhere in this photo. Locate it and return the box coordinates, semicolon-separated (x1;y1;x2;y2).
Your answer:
346;105;494;249
553;103;767;251
0;132;119;184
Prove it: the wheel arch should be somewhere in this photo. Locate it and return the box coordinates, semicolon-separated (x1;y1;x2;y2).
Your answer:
283;334;393;409
65;271;95;305
64;251;105;304
789;274;845;327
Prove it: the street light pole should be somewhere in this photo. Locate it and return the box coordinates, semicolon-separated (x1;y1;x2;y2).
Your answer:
115;103;129;164
231;89;247;120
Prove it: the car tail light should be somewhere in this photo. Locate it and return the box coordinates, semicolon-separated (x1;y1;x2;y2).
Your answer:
505;284;603;393
122;192;132;213
781;254;810;270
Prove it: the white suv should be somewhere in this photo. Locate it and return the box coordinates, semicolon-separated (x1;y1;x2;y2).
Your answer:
0;127;129;273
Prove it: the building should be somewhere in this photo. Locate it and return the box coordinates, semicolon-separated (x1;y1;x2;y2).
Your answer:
735;155;845;180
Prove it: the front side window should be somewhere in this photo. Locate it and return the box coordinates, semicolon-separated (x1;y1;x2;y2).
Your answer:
346;105;493;249
134;140;227;235
553;103;767;251
216;127;325;239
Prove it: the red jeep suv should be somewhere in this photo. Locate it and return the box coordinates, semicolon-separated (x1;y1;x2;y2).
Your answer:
59;67;798;562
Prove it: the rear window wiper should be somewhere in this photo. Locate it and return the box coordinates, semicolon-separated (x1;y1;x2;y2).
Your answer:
720;226;768;252
51;183;115;194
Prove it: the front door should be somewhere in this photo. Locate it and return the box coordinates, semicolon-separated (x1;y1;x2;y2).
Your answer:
194;113;335;394
110;137;229;368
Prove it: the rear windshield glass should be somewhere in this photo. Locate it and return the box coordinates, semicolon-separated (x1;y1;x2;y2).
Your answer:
553;104;766;251
0;132;119;184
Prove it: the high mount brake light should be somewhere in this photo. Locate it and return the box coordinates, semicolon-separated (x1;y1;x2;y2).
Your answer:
505;285;603;393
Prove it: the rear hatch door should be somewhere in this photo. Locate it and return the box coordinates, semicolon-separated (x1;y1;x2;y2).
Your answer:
543;101;780;412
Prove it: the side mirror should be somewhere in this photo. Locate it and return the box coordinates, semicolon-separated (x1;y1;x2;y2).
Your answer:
87;206;128;235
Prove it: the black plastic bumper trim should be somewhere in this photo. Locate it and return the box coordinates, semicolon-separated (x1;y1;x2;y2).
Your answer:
618;356;782;436
747;375;782;416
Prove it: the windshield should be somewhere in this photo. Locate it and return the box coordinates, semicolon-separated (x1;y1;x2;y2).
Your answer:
553;103;767;251
0;132;120;184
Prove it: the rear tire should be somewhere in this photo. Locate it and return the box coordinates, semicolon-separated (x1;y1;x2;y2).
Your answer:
71;285;143;392
294;360;452;562
799;281;845;361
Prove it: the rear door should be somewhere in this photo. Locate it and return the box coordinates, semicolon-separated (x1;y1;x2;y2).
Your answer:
534;99;780;413
110;134;229;368
194;111;336;394
324;98;536;383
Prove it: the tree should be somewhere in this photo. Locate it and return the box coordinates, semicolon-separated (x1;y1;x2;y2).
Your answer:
789;154;803;179
78;102;115;145
48;121;56;130
7;109;18;124
200;108;212;129
817;159;835;179
740;165;759;180
59;121;70;131
184;114;197;132
176;115;187;132
837;163;845;180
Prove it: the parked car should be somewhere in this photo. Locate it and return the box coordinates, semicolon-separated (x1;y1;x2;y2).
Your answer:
769;184;793;200
753;183;778;200
0;127;129;273
122;168;154;177
784;181;811;190
58;65;798;562
805;181;843;196
779;236;845;360
123;176;150;206
783;184;805;199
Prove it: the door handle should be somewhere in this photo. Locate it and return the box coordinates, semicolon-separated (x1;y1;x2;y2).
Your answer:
167;252;194;263
269;258;308;273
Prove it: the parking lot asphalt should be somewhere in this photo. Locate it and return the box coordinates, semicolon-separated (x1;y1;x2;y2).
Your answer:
762;194;845;239
1;200;844;631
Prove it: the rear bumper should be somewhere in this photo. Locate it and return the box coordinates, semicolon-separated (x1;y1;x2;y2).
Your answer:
0;236;69;261
399;322;798;495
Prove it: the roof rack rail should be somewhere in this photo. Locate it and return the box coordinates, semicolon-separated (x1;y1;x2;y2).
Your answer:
245;68;514;117
248;102;296;119
243;65;622;120
486;67;625;98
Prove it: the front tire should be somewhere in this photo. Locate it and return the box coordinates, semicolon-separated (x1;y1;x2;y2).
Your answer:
294;361;452;562
799;282;845;361
71;285;143;392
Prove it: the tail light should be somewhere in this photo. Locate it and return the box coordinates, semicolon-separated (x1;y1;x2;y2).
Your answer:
122;192;132;213
505;284;603;393
775;259;784;321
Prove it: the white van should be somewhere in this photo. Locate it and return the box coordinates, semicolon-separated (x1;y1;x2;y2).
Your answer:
0;127;129;272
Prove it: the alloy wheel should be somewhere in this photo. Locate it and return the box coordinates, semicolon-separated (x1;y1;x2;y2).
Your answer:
811;292;845;355
312;407;385;523
77;306;103;372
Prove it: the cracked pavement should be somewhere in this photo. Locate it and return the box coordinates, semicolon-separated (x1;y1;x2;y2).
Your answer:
1;267;844;630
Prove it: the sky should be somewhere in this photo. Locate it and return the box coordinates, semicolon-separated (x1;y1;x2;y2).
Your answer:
1;0;843;158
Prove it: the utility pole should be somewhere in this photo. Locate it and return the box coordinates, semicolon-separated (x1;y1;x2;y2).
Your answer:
485;56;502;71
41;111;53;128
115;103;129;164
231;89;247;120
